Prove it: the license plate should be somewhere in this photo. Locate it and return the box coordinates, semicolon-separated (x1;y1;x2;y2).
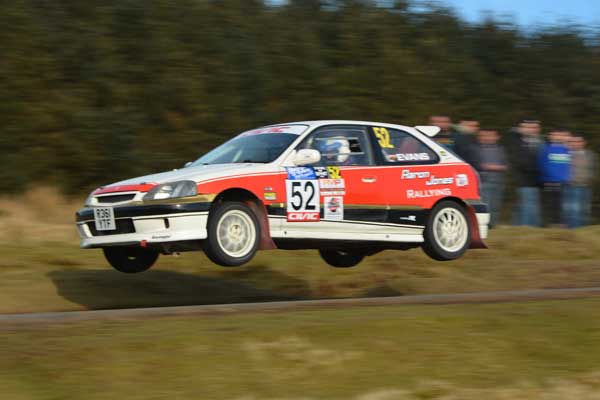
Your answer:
94;207;116;231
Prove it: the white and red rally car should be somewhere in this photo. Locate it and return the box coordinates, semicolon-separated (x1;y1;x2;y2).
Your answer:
76;121;489;273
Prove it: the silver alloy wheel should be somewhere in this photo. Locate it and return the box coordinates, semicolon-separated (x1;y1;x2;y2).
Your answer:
216;209;257;258
432;207;468;253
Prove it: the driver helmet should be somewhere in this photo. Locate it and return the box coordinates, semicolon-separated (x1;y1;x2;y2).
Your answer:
318;136;350;163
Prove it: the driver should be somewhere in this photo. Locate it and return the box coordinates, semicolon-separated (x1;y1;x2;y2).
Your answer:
316;137;351;165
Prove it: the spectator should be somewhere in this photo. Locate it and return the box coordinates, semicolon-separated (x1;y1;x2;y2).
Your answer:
429;115;455;150
510;119;543;227
564;135;596;228
475;129;508;228
428;115;478;167
539;129;571;227
454;118;480;168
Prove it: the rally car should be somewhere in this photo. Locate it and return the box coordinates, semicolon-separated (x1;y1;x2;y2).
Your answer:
76;121;489;273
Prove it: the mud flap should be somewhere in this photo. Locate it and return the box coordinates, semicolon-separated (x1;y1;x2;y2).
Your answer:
246;201;277;250
467;206;487;249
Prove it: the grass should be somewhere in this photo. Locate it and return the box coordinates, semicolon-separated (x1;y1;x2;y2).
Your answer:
0;188;600;313
2;299;600;399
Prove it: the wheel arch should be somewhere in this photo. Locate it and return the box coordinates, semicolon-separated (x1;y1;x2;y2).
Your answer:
211;188;276;250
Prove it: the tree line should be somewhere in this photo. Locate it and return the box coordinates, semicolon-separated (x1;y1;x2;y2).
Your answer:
1;0;599;211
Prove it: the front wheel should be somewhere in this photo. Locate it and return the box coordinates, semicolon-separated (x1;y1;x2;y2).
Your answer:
319;249;364;268
422;200;471;261
103;247;159;273
203;202;260;267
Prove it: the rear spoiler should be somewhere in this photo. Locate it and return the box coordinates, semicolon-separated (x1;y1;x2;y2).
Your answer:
415;126;441;137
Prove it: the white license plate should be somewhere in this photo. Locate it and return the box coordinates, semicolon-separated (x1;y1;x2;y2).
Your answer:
94;207;116;231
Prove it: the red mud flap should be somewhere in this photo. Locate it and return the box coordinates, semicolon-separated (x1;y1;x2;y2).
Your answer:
246;201;278;250
467;206;487;249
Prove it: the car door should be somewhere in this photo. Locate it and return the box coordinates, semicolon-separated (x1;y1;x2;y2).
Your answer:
369;125;443;229
279;124;387;239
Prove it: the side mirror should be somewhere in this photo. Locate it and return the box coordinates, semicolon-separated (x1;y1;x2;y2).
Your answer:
293;149;321;166
184;161;193;168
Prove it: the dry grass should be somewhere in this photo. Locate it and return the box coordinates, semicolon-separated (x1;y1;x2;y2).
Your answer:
0;188;599;313
0;187;81;242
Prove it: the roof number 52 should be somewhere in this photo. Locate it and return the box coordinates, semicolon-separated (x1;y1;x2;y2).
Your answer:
373;127;394;149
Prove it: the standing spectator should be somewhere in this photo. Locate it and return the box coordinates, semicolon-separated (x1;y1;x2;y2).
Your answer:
429;115;456;150
510;119;543;227
539;129;571;227
475;130;508;228
564;135;596;228
454;117;480;169
428;115;478;168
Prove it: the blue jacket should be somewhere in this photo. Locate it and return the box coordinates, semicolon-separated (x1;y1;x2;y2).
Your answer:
538;143;571;184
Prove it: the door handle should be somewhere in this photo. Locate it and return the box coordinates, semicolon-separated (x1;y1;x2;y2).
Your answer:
362;176;377;183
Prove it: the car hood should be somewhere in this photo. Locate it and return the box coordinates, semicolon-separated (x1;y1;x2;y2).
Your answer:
102;163;274;189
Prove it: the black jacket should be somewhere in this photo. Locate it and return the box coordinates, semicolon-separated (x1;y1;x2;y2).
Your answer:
509;129;542;187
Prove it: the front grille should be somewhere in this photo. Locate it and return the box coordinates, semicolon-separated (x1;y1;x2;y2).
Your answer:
95;194;136;204
86;219;136;236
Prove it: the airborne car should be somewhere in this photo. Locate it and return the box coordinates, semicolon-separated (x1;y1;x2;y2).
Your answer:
76;121;489;273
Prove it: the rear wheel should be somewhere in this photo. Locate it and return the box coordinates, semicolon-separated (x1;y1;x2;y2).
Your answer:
319;249;364;268
422;200;471;261
203;202;260;267
103;247;159;273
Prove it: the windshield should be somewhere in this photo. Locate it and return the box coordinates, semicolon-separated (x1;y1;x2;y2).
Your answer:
191;127;306;166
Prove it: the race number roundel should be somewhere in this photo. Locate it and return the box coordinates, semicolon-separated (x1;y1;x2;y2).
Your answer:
286;180;320;222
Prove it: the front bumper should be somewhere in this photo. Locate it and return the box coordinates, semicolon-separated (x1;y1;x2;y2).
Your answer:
76;203;211;249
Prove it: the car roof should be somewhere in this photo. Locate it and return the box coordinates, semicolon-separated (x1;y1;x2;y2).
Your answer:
268;120;417;132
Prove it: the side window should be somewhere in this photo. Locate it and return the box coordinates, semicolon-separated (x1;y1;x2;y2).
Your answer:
372;127;439;164
299;126;374;166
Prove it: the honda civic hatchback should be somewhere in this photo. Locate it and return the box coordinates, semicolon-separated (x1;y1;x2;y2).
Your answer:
76;121;489;273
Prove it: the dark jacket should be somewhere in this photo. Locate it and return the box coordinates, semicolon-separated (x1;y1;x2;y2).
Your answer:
509;129;542;187
436;129;479;169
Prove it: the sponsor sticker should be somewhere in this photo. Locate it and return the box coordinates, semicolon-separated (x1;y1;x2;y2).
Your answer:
425;175;454;186
314;166;330;179
406;188;452;199
327;166;342;179
324;196;344;220
401;170;430;180
320;190;345;196
399;215;417;222
455;174;469;187
240;125;308;137
287;212;320;222
286;167;317;180
396;153;431;162
286;180;320;222
263;192;277;201
319;178;345;191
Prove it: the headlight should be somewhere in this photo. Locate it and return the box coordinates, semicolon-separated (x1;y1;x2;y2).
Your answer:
143;181;197;201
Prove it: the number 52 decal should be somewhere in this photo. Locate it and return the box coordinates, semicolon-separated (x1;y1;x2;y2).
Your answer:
285;180;320;222
373;127;394;149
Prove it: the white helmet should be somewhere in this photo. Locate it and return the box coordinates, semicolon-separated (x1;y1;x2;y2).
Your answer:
318;136;350;163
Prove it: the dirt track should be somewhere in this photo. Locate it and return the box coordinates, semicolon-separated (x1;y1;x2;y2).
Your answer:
2;287;600;328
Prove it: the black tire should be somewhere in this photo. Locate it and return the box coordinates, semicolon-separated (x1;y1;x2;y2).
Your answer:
103;247;159;273
422;200;471;261
203;201;260;267
319;249;364;268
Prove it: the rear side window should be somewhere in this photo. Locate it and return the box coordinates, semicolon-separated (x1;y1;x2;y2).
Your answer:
299;126;374;166
372;127;439;164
